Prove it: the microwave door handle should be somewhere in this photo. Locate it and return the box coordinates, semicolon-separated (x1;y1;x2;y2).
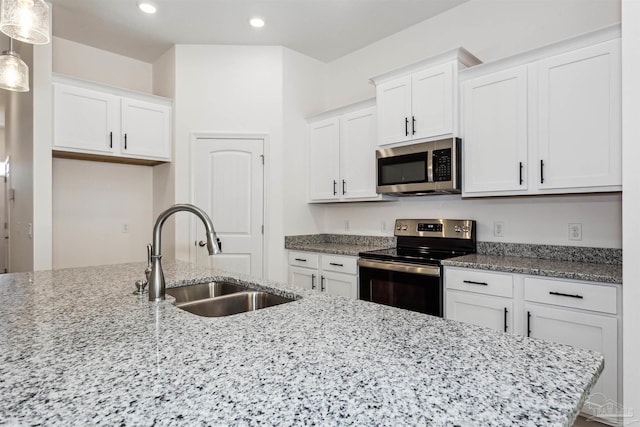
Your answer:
427;151;434;183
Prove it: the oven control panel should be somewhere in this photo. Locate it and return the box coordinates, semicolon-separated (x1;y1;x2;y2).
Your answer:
395;219;474;240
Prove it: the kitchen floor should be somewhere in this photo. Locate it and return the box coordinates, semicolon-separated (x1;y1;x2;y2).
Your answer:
573;415;608;426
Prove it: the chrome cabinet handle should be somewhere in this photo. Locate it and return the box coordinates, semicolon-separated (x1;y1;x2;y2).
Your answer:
504;307;508;333
320;275;326;292
311;274;316;290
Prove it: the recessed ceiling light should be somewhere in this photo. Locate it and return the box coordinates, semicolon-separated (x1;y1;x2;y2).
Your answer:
250;17;265;28
138;1;157;14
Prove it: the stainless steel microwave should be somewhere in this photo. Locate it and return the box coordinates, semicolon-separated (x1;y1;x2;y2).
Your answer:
376;138;461;195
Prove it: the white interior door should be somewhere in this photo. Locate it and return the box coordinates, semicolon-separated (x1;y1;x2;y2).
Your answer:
192;137;264;278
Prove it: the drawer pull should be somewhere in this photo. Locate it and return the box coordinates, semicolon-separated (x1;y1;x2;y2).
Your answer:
311;274;316;290
549;291;583;299
329;262;344;267
463;280;488;286
321;275;326;292
294;258;307;262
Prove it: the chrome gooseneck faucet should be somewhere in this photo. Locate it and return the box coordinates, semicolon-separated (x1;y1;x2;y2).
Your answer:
148;204;222;302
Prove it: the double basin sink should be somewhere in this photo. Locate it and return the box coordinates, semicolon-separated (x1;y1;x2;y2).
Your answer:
166;281;294;317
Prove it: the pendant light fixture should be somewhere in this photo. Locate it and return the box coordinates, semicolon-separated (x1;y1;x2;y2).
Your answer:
0;38;28;92
0;0;50;45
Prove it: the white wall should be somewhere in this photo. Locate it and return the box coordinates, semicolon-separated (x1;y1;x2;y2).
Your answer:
314;0;622;249
324;0;621;108
172;45;286;280
53;37;153;93
51;37;158;268
5;41;35;272
621;0;640;417
152;47;176;261
52;158;153;268
282;48;327;237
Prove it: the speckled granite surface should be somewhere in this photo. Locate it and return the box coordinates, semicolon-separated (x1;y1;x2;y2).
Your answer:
443;255;622;284
285;234;395;256
478;242;622;265
0;261;603;426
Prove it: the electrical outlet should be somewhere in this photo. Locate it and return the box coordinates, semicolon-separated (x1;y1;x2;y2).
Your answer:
569;223;582;241
493;221;505;237
344;220;350;232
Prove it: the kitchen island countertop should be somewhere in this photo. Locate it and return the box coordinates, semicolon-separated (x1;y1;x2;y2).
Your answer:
0;261;602;426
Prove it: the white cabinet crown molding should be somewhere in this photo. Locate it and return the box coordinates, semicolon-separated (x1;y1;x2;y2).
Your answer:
370;47;482;85
306;98;375;124
459;24;621;83
53;73;173;107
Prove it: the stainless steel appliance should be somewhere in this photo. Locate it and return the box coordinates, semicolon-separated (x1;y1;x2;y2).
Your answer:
358;219;476;316
376;138;461;195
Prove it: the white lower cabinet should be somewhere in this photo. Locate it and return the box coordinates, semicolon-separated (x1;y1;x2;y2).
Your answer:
446;292;513;333
288;251;358;299
444;267;621;422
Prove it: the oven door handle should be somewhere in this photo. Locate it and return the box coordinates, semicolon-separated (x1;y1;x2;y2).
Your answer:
357;259;440;277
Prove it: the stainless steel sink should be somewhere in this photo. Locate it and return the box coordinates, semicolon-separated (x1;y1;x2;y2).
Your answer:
166;282;294;317
166;281;247;303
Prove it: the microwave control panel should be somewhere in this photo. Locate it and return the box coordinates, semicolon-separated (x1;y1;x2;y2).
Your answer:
432;148;452;182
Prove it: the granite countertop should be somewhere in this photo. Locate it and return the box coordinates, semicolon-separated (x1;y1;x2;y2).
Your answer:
0;261;603;426
442;254;622;284
285;234;395;256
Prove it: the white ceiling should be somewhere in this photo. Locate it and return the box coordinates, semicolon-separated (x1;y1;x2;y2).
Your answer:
48;0;469;63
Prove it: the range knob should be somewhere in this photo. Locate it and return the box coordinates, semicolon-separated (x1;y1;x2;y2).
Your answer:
454;225;462;232
396;225;401;231
461;226;470;233
401;225;408;231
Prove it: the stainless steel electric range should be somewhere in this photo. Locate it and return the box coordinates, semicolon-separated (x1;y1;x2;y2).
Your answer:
358;219;476;317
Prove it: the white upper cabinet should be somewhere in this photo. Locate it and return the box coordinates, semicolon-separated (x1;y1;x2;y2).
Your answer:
462;66;529;194
535;40;621;190
372;48;481;147
308;117;341;201
53;84;119;155
307;100;384;203
53;75;172;165
120;97;171;160
461;26;621;197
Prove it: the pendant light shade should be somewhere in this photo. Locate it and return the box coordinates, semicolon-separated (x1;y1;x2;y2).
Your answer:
0;47;28;92
0;0;50;45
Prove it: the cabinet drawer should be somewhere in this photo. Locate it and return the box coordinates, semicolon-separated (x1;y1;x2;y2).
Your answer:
524;277;617;314
288;251;319;269
445;268;513;298
321;255;357;275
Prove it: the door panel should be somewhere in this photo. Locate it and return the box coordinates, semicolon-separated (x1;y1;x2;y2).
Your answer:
192;137;264;277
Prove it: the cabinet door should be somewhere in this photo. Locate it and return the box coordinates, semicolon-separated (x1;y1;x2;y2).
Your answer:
526;304;618;415
288;266;319;292
308;118;340;201
121;98;171;160
462;66;528;195
340;107;378;199
446;291;513;333
412;63;453;140
53;83;118;155
376;75;412;146
536;39;621;190
321;271;358;299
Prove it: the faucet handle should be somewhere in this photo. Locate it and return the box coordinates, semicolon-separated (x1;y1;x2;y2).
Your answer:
146;244;153;269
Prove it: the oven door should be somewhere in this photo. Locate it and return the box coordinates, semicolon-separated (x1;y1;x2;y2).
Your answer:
358;259;442;317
